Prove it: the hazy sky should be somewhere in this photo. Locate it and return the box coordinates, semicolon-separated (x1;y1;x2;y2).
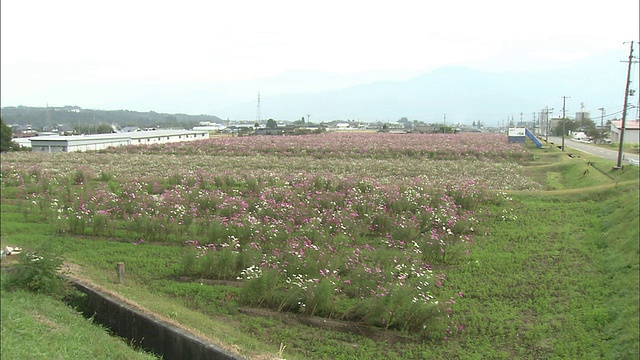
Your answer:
1;0;639;116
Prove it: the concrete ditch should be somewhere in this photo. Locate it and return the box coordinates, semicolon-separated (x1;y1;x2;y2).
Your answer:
69;279;246;360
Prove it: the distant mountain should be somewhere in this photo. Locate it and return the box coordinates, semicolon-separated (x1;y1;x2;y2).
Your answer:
2;50;633;126
214;50;633;124
0;106;223;129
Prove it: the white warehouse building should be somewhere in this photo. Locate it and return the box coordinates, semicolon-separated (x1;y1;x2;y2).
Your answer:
610;120;640;144
29;129;210;153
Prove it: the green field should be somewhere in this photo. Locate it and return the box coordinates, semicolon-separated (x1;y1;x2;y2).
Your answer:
1;136;638;360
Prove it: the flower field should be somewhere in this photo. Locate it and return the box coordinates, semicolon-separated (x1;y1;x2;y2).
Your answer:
1;132;538;337
107;131;532;160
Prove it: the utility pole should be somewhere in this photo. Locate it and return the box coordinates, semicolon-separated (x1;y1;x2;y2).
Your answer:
532;112;536;132
637;89;640;120
598;107;605;143
615;41;636;169
544;107;554;142
538;111;543;135
561;96;570;151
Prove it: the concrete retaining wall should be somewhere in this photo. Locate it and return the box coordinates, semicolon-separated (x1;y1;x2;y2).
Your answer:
70;280;245;360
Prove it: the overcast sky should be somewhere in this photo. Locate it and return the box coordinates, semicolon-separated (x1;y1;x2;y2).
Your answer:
1;0;639;116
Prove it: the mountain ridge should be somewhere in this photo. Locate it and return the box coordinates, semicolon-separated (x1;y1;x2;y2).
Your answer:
0;106;222;129
214;50;633;124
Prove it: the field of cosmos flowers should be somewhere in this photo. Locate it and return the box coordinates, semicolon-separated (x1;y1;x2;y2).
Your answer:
1;132;539;337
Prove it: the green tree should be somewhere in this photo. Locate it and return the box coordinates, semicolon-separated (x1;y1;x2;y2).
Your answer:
553;119;579;136
440;124;453;133
266;119;277;129
74;124;90;134
1;117;14;152
398;117;411;129
96;124;114;134
578;118;599;140
593;120;613;143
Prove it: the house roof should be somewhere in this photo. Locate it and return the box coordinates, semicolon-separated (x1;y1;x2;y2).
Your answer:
29;129;208;144
611;120;640;130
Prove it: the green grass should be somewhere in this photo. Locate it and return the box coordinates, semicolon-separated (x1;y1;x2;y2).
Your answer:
521;146;638;191
443;185;638;359
1;146;638;359
592;142;640;155
0;287;157;360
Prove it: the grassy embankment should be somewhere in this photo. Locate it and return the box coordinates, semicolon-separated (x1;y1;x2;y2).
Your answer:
1;145;638;359
592;141;640;155
0;288;158;360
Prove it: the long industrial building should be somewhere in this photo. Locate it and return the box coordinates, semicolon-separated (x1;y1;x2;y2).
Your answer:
28;129;210;153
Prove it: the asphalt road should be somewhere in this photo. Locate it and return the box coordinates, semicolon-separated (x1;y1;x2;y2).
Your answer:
544;136;640;165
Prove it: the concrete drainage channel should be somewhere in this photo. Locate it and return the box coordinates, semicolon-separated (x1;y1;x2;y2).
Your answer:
69;279;246;360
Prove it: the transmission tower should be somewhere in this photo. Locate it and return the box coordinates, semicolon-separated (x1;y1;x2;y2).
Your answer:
256;92;261;123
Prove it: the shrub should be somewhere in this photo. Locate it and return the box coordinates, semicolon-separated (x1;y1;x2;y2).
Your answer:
305;278;334;317
91;213;110;236
97;171;114;182
2;246;69;299
72;168;89;185
240;268;279;307
180;248;198;276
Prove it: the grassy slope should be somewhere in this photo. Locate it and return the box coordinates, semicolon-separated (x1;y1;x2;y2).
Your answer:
445;183;638;359
1;146;638;359
0;288;157;360
596;184;640;359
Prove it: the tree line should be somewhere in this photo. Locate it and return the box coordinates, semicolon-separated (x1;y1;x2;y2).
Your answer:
1;118;19;152
1;106;223;131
